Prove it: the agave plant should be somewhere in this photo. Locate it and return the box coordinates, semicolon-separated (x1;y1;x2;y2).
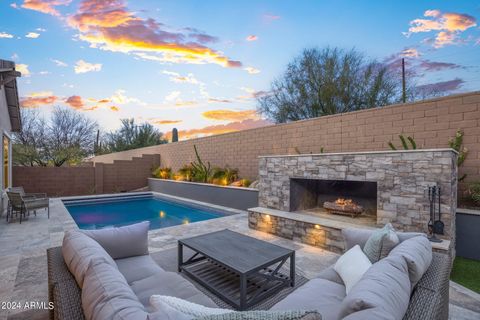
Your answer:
212;166;239;185
388;135;417;150
176;165;193;181
190;145;212;183
152;167;172;179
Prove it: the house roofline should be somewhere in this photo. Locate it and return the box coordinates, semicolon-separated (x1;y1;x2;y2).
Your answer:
0;59;21;132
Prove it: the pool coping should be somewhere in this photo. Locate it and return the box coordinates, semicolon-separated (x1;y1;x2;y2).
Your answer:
57;191;246;232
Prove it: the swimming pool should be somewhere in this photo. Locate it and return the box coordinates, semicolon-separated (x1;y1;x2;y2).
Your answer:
63;194;232;230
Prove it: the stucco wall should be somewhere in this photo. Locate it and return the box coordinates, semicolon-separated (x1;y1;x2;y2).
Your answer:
90;92;480;190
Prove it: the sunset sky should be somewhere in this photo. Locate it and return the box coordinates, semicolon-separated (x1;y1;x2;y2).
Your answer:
1;0;479;140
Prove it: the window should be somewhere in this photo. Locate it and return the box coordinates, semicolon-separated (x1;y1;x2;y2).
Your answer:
3;135;10;189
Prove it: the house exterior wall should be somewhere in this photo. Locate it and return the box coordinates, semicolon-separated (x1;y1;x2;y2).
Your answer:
0;84;13;213
89;92;480;192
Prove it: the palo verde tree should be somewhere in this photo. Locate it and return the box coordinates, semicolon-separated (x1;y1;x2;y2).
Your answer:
99;118;167;153
257;47;400;123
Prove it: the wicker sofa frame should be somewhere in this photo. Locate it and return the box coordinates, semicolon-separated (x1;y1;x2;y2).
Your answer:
47;246;451;320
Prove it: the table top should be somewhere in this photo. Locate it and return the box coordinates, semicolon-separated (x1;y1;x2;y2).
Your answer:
179;229;294;274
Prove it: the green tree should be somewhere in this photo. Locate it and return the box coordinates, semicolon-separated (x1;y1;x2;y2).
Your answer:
100;119;167;153
257;47;399;123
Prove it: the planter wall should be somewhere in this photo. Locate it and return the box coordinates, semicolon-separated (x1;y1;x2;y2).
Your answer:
148;178;258;211
456;209;480;260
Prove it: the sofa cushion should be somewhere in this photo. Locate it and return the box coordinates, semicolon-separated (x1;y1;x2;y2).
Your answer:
62;230;117;288
363;223;399;263
81;221;150;259
389;235;432;288
115;255;164;284
334;245;372;294
342;228;426;252
339;254;411;320
271;278;345;320
131;271;217;311
150;295;230;320
315;265;343;285
81;257;148;320
342;307;395;320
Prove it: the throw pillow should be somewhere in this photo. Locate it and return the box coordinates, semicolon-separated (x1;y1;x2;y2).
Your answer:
339;254;411;319
81;221;150;259
363;223;399;263
389;235;432;288
149;295;231;320
196;310;322;320
333;245;372;294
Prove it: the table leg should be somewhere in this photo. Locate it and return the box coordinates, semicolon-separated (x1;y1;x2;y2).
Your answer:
177;242;183;272
240;274;247;310
290;252;295;287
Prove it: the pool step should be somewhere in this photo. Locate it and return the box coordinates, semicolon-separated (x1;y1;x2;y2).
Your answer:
62;192;153;205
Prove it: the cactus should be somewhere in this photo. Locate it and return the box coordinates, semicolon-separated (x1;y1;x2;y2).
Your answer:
449;130;468;181
389;135;417;150
191;145;212;183
171;128;178;142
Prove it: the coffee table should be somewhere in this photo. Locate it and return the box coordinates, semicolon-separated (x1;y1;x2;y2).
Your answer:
178;229;295;310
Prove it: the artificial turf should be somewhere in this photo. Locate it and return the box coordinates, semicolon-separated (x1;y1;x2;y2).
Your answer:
451;256;480;293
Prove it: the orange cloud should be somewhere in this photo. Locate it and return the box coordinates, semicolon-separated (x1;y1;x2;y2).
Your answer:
110;106;119;111
246;35;258;41
74;59;102;73
68;0;242;68
406;10;477;47
208;98;232;103
150;119;182;125
21;0;72;16
202;109;260;121
98;99;110;103
65;95;85;109
15;63;30;76
165;119;270;141
21;92;58;107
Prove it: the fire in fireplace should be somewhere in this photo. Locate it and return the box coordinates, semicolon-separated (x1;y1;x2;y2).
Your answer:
289;178;377;218
323;198;365;217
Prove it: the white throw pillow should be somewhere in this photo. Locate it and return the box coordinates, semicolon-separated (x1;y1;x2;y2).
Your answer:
334;245;372;294
150;295;231;320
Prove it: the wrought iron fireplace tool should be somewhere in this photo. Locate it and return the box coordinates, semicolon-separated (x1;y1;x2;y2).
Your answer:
427;185;443;243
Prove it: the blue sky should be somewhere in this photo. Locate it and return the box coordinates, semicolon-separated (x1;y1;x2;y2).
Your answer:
0;0;479;140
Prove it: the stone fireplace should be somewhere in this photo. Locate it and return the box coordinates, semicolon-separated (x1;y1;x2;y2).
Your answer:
249;149;457;253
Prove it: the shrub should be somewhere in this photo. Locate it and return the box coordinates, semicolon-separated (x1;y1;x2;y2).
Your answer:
176;165;193;181
152;167;172;179
212;166;239;185
449;130;468;181
388;135;417;150
469;182;480;205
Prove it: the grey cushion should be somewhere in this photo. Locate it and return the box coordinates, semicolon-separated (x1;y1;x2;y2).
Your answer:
115;254;164;284
389;235;432;288
271;278;345;320
342;228;427;252
342;228;375;251
196;311;322;320
62;230;117;288
81;257;148;320
342;307;395;320
339;254;411;320
81;221;150;259
131;271;217;311
362;224;399;263
315;265;343;285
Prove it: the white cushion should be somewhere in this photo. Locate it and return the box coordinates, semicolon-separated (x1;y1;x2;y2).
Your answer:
149;295;230;320
334;245;372;294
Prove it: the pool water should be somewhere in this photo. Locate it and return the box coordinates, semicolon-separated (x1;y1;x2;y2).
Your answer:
64;196;228;230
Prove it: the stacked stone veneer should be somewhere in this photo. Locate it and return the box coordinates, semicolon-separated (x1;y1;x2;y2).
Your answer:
252;149;457;242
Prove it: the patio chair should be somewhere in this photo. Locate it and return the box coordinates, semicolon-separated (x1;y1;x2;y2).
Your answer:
6;191;49;223
8;186;47;199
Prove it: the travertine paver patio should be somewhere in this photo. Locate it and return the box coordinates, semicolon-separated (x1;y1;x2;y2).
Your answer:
0;195;479;319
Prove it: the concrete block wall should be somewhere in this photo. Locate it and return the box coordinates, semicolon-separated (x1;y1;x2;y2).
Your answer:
90;92;480;192
13;154;160;196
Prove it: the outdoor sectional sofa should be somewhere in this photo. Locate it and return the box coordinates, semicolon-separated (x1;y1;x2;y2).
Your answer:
47;222;451;320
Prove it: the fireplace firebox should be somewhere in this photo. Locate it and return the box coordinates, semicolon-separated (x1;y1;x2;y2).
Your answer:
289;178;377;217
